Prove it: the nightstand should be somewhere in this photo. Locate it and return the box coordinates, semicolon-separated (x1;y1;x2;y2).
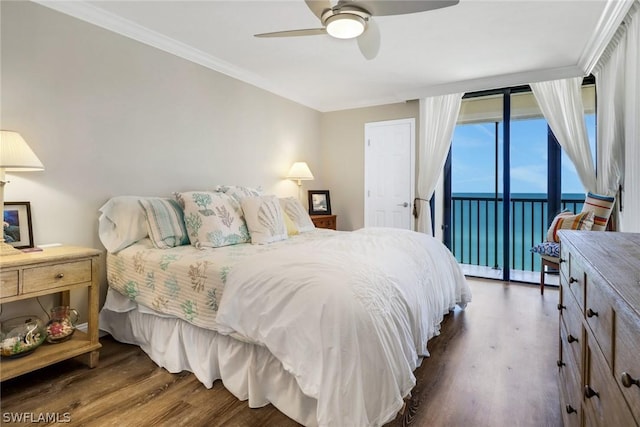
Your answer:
310;214;336;230
0;246;102;381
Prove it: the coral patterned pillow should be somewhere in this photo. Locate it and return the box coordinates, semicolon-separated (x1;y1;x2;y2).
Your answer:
546;211;594;243
175;191;250;248
241;195;288;244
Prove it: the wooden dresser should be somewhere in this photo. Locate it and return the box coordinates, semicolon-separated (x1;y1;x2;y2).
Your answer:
310;214;336;230
557;231;640;427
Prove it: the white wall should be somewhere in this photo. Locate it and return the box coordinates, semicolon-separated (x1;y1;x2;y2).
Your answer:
321;102;420;231
1;2;322;320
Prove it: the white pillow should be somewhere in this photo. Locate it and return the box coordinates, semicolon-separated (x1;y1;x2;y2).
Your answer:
98;196;149;253
241;196;288;244
279;197;315;232
215;185;262;202
175;191;250;248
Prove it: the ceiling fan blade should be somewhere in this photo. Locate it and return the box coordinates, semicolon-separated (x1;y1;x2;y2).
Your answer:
305;0;332;19
357;18;380;60
340;0;459;16
255;28;327;38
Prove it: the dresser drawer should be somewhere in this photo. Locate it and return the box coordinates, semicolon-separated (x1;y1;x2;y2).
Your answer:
584;339;637;427
584;276;614;364
23;260;92;293
614;312;640;422
560;307;583;379
0;270;19;298
559;325;583;425
566;254;586;311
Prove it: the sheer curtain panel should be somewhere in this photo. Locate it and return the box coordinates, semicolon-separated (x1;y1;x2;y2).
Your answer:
530;77;597;193
417;93;463;235
592;1;640;231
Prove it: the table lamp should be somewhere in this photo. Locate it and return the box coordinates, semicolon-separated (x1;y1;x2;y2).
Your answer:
1;130;44;256
287;161;314;201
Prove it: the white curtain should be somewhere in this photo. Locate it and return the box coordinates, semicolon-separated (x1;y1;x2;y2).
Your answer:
417;93;463;235
622;3;640;232
592;0;640;231
594;43;626;198
530;77;597;193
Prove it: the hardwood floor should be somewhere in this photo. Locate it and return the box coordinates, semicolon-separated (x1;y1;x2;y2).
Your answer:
1;279;561;426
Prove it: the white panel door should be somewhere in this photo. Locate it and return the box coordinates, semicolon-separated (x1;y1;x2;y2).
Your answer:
364;118;415;230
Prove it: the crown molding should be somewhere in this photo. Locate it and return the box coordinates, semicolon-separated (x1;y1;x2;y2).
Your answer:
32;1;320;110
578;0;635;75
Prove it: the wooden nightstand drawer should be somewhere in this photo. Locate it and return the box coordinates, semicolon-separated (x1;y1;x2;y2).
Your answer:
0;271;19;298
23;260;92;294
311;215;336;230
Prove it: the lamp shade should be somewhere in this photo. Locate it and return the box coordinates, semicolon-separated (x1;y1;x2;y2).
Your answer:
287;162;314;182
0;131;44;171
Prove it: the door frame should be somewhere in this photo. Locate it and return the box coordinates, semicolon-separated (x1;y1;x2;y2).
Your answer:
364;118;416;230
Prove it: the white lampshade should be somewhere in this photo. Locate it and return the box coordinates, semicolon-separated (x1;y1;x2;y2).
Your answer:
0;131;44;171
0;130;44;255
287;162;314;186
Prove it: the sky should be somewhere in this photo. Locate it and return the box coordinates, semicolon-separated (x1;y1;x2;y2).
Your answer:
452;115;596;196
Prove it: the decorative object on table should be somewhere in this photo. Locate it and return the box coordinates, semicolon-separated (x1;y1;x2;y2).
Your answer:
0;315;46;358
3;201;33;249
286;161;314;201
308;190;331;215
0;130;44;256
45;306;79;343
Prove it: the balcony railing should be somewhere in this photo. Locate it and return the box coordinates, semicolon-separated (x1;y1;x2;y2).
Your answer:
450;194;584;272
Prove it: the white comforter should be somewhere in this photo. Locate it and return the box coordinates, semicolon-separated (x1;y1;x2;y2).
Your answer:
216;227;471;427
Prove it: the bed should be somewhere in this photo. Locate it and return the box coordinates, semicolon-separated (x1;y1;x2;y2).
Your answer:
98;191;471;427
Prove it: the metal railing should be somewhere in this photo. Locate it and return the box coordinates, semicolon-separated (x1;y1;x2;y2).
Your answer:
450;194;583;272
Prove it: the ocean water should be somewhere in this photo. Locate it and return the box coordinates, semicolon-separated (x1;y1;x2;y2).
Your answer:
450;193;584;272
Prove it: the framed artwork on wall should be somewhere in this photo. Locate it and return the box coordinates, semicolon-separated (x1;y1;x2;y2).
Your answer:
3;201;34;249
308;190;331;215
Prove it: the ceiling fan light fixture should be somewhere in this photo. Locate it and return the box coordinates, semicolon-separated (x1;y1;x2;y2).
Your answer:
325;14;366;39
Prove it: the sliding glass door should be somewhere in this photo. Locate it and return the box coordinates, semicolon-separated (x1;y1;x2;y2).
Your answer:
445;82;595;283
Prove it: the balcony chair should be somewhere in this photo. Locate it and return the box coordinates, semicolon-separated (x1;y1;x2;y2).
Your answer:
533;192;615;295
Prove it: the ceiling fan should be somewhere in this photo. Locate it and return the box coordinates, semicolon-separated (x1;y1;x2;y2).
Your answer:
254;0;459;60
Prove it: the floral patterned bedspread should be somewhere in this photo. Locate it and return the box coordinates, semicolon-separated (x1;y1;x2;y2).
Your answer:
106;229;339;331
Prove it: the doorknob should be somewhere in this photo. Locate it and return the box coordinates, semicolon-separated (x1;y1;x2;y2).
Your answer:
397;202;409;207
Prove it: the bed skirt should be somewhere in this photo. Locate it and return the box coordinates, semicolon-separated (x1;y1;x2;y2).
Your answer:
99;288;319;426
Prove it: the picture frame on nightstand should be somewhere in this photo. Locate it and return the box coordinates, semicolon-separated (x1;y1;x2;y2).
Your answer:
3;201;34;249
308;190;331;215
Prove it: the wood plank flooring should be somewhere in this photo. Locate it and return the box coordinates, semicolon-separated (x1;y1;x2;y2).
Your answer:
0;279;561;426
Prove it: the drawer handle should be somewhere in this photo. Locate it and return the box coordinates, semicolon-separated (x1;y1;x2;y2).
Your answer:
567;334;579;344
586;308;598;318
565;405;576;414
559;258;565;264
621;372;640;388
55;273;65;279
557;303;566;311
557;360;566;368
584;385;599;399
569;277;578;284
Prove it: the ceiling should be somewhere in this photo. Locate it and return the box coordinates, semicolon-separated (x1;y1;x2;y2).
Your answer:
36;0;631;112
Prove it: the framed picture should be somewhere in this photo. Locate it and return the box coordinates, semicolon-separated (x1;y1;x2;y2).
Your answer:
3;202;34;249
308;190;331;215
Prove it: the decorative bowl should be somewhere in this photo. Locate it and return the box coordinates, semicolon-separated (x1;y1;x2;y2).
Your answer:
45;306;78;343
0;315;47;358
